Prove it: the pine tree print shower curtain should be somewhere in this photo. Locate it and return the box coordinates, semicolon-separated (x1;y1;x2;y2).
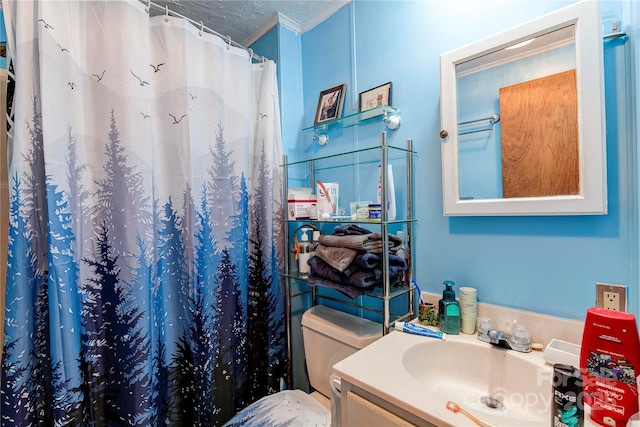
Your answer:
1;1;285;425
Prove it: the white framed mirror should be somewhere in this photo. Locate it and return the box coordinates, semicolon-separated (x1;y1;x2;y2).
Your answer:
439;0;606;216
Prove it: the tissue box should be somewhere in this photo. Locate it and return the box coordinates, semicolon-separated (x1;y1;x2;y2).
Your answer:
543;338;580;367
287;188;317;220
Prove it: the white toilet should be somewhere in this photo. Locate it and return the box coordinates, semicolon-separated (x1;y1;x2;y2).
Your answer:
224;305;381;426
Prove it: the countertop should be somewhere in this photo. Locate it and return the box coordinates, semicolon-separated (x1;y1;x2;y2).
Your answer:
333;328;601;426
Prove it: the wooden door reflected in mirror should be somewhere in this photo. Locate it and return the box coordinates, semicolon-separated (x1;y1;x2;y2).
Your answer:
500;70;578;198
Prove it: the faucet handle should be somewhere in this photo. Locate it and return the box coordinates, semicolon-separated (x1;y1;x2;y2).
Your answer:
477;316;493;336
511;323;531;347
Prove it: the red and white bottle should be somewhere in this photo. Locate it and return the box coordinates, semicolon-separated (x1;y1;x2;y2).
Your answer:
580;308;640;426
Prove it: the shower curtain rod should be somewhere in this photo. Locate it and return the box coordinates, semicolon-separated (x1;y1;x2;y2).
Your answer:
139;0;268;63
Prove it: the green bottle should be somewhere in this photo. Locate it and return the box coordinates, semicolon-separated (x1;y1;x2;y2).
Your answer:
438;280;460;334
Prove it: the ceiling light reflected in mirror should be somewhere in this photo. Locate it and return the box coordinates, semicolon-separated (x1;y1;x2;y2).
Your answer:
505;38;535;50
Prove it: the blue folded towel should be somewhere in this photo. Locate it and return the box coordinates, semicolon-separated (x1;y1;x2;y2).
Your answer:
307;252;407;299
307;276;374;299
333;224;372;235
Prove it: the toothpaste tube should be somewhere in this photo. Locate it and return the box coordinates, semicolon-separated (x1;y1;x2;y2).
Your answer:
394;321;446;340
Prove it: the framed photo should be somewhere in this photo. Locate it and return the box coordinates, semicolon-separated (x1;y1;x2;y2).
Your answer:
359;82;392;112
315;84;347;125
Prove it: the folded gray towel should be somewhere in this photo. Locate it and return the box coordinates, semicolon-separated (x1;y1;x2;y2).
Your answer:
318;232;402;254
314;244;358;272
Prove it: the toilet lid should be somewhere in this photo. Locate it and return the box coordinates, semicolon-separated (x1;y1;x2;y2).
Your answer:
223;389;331;427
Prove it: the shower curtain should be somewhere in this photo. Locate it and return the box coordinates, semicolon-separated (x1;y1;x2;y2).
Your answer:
1;1;285;425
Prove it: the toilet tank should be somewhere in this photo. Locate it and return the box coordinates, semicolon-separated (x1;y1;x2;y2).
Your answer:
301;305;381;398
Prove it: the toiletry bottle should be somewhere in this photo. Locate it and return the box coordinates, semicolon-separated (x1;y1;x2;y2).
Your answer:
438;280;460;334
298;228;312;278
580;308;640;427
311;230;321;253
552;364;584;427
386;164;396;221
310;229;320;265
376;164;397;221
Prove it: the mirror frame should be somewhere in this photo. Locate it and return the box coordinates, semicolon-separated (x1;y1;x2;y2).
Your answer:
439;1;606;216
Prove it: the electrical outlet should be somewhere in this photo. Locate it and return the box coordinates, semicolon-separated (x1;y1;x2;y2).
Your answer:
596;283;627;312
603;292;621;311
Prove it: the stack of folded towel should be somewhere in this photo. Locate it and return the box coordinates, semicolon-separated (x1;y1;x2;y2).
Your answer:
307;224;407;298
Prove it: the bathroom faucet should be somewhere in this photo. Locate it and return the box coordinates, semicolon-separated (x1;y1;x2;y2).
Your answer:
476;318;531;353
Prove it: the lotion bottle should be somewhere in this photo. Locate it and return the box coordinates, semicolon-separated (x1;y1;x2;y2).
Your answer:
438;280;460;335
298;228;312;278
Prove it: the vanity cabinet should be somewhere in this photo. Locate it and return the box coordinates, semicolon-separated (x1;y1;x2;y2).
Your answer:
282;107;416;387
340;381;433;427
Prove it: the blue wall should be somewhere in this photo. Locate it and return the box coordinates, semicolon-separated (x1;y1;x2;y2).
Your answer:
281;0;638;321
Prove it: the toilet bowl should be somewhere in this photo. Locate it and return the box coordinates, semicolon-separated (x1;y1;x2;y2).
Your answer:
223;305;381;426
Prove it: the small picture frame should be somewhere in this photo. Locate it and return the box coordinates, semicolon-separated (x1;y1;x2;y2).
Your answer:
359;82;392;112
315;84;347;125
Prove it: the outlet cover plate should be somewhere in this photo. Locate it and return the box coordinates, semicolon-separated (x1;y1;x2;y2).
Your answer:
596;282;627;312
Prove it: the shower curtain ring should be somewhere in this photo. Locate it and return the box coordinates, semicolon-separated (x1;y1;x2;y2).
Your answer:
164;5;169;22
248;48;253;62
199;21;204;36
226;35;231;50
145;0;151;13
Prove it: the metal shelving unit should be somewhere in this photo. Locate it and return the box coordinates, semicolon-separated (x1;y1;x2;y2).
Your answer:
281;115;416;388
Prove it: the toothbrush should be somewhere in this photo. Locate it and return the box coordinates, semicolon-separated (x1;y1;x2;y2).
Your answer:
445;401;496;427
411;280;425;304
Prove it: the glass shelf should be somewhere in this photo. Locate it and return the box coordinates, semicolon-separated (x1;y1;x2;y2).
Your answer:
361;283;414;301
302;105;400;133
286;218;417;225
280;144;415;168
283;273;414;302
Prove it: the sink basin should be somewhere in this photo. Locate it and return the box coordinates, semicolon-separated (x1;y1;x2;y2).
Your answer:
402;338;552;424
333;329;562;426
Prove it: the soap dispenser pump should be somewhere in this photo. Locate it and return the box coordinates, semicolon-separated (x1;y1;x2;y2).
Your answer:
439;280;460;335
298;228;312;278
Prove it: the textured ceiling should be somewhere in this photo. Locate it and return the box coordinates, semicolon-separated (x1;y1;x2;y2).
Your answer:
151;0;348;46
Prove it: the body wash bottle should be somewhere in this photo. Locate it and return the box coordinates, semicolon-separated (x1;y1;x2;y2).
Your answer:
439;280;460;334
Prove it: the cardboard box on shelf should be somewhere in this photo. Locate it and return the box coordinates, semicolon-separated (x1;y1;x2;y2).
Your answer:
287;188;317;220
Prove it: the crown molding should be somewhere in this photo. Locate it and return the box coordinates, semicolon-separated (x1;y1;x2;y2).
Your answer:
244;1;351;46
244;12;291;46
299;0;351;34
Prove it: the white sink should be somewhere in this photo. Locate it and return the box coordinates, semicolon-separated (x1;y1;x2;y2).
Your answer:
333;328;561;426
402;338;551;424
